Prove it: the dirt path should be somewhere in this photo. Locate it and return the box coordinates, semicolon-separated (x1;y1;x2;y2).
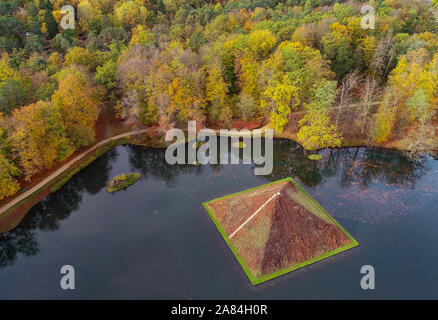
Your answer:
0;128;149;217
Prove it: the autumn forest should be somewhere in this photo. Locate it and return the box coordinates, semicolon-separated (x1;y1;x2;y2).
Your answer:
0;0;437;200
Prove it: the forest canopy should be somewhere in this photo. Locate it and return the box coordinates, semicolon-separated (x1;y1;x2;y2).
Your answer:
0;0;437;200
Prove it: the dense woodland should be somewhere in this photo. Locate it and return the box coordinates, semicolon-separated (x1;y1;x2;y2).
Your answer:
0;0;437;200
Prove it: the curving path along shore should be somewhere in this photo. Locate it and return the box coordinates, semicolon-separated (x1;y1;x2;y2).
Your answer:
0;128;149;217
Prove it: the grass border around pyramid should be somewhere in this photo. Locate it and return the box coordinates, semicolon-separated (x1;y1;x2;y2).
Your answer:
202;177;359;285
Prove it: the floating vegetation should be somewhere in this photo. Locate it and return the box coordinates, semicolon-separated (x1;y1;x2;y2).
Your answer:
308;154;323;161
107;173;141;193
232;141;247;149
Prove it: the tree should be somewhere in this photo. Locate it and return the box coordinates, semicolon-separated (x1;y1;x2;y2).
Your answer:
0;151;20;199
52;67;100;149
8;101;74;179
205;64;228;123
130;25;154;46
337;71;361;126
24;35;45;55
237;54;259;101
263;75;298;133
360;76;378;135
247;30;277;60
95;60;117;90
0;78;30;114
370;29;395;80
64;47;99;71
322;22;354;79
114;0;149;31
0;15;23;52
405;88;435;158
0;126;20;200
259;41;334;131
297;102;342;151
77;0;103;33
167;77;203;123
372;89;398;144
0;53;17;82
373;49;438;143
50;34;77;54
237;94;255;122
311;80;338;109
333;3;354;23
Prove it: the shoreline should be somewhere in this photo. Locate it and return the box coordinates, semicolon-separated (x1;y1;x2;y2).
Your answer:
0;126;436;233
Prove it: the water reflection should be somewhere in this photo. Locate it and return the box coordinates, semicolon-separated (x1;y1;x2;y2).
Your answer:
267;140;428;189
0;139;435;270
127;145;205;188
0;149;119;268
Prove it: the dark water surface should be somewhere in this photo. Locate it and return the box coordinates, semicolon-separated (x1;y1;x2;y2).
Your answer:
1;139;437;299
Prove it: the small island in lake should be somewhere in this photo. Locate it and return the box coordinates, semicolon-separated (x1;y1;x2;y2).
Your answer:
107;173;141;193
308;154;323;161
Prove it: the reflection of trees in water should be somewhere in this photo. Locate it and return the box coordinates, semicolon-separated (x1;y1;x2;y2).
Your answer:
0;225;38;268
267;140;428;189
0;150;118;269
336;147;428;189
0;142;430;268
75;149;119;195
128;139;429;190
127;145;205;188
267;139;328;187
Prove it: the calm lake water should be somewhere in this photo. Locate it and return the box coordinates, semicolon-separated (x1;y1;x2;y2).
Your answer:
1;139;437;299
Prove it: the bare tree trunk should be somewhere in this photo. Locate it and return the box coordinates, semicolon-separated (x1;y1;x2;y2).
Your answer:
337;71;361;127
361;77;377;135
336;80;345;127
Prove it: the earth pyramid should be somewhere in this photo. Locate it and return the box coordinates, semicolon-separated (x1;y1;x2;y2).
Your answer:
203;178;359;284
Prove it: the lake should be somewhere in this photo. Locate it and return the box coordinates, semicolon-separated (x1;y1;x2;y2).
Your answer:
0;139;437;299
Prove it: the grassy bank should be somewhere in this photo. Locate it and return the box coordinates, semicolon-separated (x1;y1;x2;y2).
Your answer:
0;128;178;232
50;137;131;193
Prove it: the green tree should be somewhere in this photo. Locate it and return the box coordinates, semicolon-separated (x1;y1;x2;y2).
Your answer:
0;78;30;114
64;47;99;71
95;60;117;90
322;22;354;79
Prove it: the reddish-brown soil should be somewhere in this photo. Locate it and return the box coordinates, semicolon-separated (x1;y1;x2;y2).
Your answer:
231;120;263;130
207;180;352;278
205;119;264;131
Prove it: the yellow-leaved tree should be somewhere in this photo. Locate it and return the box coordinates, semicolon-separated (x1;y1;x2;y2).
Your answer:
0;126;20;200
8;101;75;180
373;50;438;144
52;66;100;149
297;103;342;150
205;63;230;125
262;75;298;133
